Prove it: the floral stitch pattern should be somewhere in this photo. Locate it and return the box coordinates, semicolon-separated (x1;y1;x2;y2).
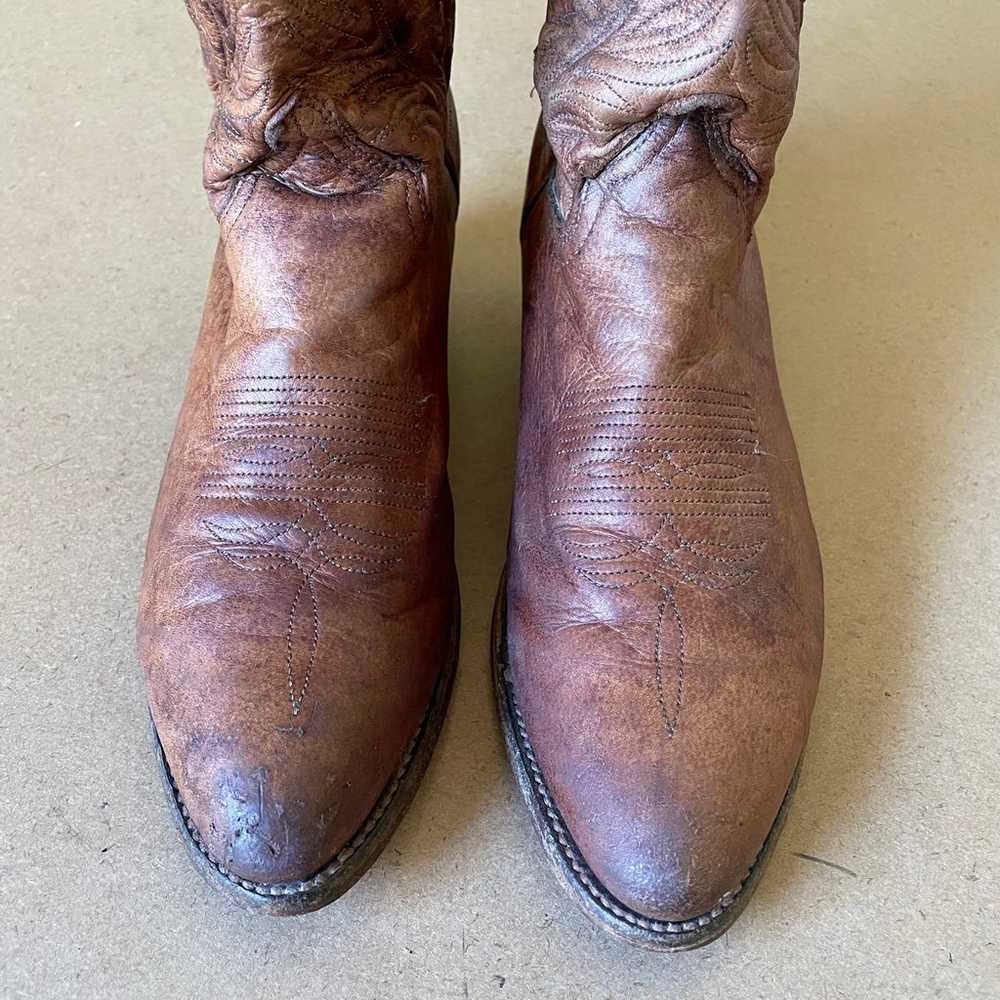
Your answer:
198;374;430;715
547;380;772;737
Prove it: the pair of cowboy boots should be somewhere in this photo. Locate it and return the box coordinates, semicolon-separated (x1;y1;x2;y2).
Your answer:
138;0;823;950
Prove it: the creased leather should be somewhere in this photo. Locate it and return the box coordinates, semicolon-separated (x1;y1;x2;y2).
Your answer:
536;0;803;217
138;0;458;887
506;0;822;925
186;0;454;215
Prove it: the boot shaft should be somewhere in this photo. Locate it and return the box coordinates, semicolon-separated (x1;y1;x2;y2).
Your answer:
186;0;456;215
534;0;804;221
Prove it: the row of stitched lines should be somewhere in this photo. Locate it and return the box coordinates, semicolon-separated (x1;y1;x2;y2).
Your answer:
218;384;424;409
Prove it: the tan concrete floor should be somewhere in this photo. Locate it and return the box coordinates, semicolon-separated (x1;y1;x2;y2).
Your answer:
2;2;998;997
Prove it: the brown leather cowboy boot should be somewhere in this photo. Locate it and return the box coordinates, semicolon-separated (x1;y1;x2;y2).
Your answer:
494;0;823;948
138;0;460;914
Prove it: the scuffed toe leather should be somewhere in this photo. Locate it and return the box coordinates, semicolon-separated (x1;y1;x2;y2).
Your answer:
507;584;815;926
149;595;452;889
154;683;440;890
167;746;354;888
532;678;805;925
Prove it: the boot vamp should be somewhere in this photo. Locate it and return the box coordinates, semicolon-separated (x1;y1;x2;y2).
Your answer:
508;120;823;922
139;147;456;885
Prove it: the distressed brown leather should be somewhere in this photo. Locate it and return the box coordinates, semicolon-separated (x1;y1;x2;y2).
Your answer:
138;0;458;887
505;0;823;925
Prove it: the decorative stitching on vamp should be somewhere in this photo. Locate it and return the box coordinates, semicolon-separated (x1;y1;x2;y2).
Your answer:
547;381;771;738
199;373;431;716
